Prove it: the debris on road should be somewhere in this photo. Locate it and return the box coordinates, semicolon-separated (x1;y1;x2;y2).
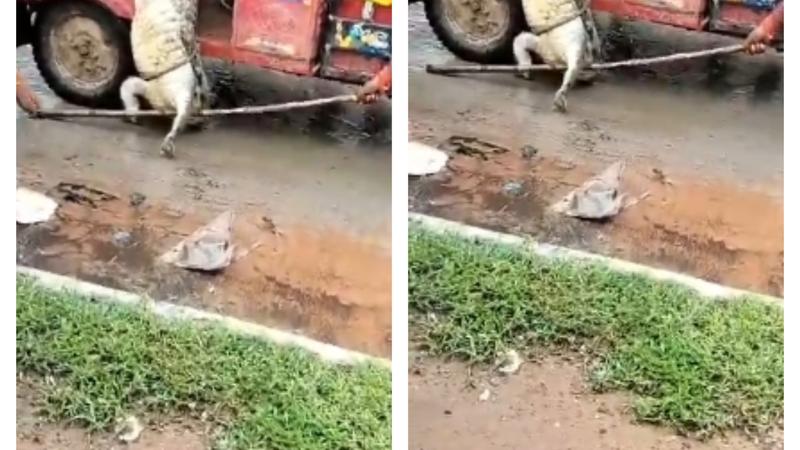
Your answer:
409;142;448;176
116;415;143;443
160;210;235;271
54;182;117;208
112;231;134;248
129;192;147;207
260;215;281;235
16;188;57;224
442;136;508;160
551;161;637;220
521;144;539;159
502;181;525;198
496;349;523;375
235;240;264;262
651;168;674;186
478;388;491;402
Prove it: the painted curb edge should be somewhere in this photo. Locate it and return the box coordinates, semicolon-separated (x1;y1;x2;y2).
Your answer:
17;265;391;368
410;213;782;305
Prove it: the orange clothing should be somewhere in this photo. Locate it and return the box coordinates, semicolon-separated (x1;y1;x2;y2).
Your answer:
17;70;39;113
373;64;391;94
760;2;784;40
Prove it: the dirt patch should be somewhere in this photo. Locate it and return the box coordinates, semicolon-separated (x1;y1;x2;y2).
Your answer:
608;171;783;295
17;382;212;450
18;35;392;357
17;181;391;357
409;356;783;450
409;15;782;297
410;139;783;296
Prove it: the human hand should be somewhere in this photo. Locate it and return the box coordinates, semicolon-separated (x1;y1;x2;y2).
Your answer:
356;80;381;104
356;66;391;104
744;26;770;55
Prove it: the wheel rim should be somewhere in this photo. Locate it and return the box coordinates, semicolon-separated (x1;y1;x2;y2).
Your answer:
49;14;119;92
440;0;511;48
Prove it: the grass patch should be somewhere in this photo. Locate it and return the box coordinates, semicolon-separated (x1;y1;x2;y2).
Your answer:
16;276;390;450
409;226;783;437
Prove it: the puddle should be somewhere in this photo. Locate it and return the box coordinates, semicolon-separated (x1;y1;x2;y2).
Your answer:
17;20;393;357
17;195;391;357
409;10;782;297
410;138;783;296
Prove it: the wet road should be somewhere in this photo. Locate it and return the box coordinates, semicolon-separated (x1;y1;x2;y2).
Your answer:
409;4;783;296
409;5;782;183
17;47;393;356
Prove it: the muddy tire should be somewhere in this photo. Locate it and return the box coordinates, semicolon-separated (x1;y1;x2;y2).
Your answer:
32;0;134;108
424;0;526;63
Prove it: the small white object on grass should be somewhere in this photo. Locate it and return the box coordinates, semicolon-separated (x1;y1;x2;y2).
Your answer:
116;415;143;443
408;142;448;176
16;188;58;224
497;349;523;375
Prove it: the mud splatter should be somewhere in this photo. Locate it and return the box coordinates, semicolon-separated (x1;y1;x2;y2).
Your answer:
411;142;783;296
17;193;391;357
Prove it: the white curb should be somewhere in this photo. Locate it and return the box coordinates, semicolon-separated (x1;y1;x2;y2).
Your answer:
17;265;391;368
410;213;782;305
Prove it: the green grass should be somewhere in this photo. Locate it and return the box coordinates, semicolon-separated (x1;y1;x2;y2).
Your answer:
409;226;783;437
16;276;390;450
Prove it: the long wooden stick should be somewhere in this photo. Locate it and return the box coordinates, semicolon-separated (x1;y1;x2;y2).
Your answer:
426;44;746;75
28;94;359;119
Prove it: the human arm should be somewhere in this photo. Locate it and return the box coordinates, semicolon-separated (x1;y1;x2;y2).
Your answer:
356;64;391;103
744;2;783;54
17;70;40;113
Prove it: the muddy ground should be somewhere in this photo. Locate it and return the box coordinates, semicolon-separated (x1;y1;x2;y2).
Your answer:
17;47;392;358
409;356;783;450
17;379;212;450
409;6;783;450
409;5;783;297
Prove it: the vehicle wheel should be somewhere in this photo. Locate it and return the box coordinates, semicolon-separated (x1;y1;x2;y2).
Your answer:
32;0;135;108
424;0;527;64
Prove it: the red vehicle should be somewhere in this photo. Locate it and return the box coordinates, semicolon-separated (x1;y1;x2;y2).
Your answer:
413;0;781;63
16;0;392;108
